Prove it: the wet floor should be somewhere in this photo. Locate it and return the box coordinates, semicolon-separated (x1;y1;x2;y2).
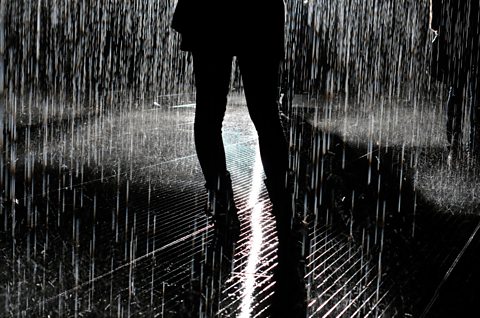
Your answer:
2;94;480;317
0;95;392;317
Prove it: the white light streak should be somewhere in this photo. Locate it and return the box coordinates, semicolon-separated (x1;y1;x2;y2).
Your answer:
239;146;264;318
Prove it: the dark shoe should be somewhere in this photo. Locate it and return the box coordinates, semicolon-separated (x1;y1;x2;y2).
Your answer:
265;176;308;317
270;257;307;318
270;218;307;318
205;171;240;242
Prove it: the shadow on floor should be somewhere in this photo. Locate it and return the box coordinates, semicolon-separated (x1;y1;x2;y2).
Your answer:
301;120;480;317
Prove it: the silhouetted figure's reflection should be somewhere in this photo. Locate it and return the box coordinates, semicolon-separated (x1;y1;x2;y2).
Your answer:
429;0;480;163
172;1;307;317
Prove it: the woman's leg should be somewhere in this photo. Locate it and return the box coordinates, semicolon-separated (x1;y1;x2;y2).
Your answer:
237;54;289;186
238;53;306;317
192;51;240;243
192;51;232;189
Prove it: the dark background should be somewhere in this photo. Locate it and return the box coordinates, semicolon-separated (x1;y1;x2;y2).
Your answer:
4;0;431;99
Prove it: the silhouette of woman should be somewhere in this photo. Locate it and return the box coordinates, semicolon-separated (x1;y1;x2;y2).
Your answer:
172;1;306;316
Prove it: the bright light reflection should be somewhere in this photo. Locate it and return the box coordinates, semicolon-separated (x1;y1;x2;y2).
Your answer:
239;146;264;318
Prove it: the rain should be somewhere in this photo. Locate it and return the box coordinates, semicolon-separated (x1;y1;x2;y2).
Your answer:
1;0;480;317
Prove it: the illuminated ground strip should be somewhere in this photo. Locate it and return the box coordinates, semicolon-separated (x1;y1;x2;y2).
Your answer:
239;146;265;318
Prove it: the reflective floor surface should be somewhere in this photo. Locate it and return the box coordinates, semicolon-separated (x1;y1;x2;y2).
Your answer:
1;94;480;317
